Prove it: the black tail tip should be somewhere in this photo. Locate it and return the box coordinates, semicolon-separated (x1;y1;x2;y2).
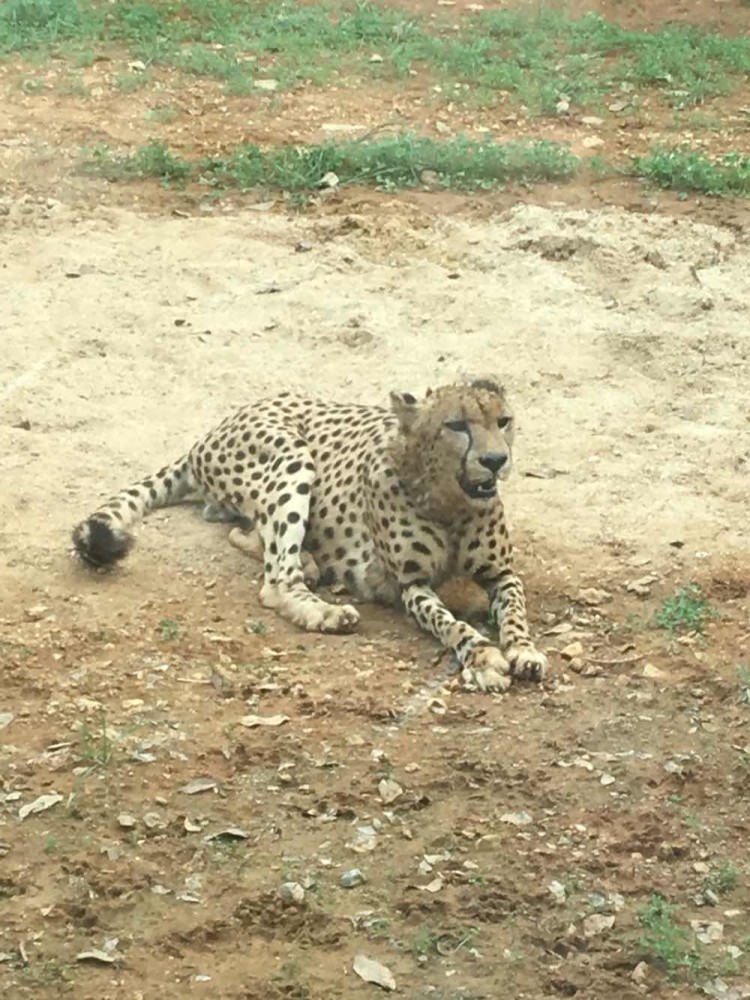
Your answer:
72;518;133;568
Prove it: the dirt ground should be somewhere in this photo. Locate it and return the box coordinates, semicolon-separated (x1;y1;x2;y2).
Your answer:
3;3;750;1000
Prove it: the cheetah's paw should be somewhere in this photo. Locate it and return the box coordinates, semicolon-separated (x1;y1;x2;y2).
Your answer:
461;645;512;693
506;644;547;682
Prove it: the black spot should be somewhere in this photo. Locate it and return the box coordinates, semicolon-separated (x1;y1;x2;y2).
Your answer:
403;559;422;575
297;483;311;495
286;460;303;474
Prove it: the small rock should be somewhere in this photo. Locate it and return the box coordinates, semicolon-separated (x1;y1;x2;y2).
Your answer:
600;773;616;786
561;641;584;660
548;880;567;904
631;961;649;984
378;779;403;804
279;882;305;904
142;812;163;830
341;868;366;888
353;954;396;991
583;913;615;937
19;794;63;820
238;714;289;728
179;777;218;794
0;713;13;731
576;587;611;606
254;79;278;91
643;663;666;679
25;604;49;621
581;115;603;126
694;861;711;874
582;136;605;149
117;812;137;829
609;99;629;112
626;574;659;596
319;171;339;189
500;810;533;826
369;53;384;63
691;920;723;944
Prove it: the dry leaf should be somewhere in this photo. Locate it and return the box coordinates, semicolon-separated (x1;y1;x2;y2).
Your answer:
19;793;63;820
239;714;290;728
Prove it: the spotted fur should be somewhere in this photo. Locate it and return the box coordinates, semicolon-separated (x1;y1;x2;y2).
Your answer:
72;378;546;692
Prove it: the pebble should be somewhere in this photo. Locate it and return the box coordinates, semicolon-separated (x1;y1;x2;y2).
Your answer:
341;868;366;889
279;882;305;904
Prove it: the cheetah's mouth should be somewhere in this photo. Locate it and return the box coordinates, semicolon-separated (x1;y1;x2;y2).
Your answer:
461;476;497;501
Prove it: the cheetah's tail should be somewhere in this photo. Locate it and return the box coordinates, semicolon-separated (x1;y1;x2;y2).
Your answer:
72;454;195;569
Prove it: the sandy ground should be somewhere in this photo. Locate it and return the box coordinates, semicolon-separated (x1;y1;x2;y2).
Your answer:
3;196;749;603
2;195;750;1000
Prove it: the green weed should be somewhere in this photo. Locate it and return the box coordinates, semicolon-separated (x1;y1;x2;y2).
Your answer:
43;834;60;854
78;709;114;768
158;616;182;640
637;893;702;981
705;861;740;895
84;139;192;187
637;148;750;196
652;583;716;636
83;133;580;193
3;3;750;112
739;665;750;706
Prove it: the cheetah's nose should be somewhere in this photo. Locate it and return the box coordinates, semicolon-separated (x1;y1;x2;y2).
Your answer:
478;452;508;474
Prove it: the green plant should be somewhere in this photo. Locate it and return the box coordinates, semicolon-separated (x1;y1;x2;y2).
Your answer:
78;709;114;768
246;619;268;635
738;665;750;705
705;861;740;895
652;583;716;636
637;148;750;196
637;893;702;981
83;140;192;187
43;834;59;854
158;616;181;640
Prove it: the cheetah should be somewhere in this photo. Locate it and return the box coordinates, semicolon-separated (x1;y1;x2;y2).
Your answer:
72;377;547;692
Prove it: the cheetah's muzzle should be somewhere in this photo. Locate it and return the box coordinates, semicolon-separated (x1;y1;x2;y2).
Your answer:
461;476;498;501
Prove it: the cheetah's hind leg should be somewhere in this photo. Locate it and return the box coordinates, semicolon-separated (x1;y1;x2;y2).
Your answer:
228;524;321;590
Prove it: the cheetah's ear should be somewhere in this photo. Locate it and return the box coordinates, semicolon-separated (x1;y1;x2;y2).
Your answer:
390;391;421;432
469;376;505;397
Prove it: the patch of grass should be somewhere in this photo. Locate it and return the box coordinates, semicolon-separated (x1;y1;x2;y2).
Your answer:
78;709;114;768
43;834;60;854
158;615;182;640
83;133;581;194
246;619;268;635
3;3;750;112
705;861;740;895
208;133;581;191
652;583;716;636
114;69;152;91
144;103;178;124
84;140;192;186
739;665;750;706
637;148;750;196
637;893;702;982
0;0;100;55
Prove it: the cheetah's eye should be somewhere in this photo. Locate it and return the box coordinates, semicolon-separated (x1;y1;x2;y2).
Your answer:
444;419;470;434
497;416;512;430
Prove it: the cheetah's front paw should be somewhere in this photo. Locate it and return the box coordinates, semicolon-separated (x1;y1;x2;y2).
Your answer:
506;644;547;682
461;645;512;693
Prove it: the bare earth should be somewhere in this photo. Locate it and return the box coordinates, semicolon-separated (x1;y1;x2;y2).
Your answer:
2;188;750;999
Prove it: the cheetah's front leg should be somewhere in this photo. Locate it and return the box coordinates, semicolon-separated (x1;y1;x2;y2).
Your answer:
401;584;511;693
488;571;546;682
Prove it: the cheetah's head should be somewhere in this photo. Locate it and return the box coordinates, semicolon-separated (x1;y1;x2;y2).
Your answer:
390;377;514;511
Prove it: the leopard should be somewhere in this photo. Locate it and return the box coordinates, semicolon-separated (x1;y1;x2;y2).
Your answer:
72;376;547;693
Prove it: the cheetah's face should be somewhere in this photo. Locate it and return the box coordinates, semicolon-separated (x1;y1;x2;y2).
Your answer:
391;377;515;508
